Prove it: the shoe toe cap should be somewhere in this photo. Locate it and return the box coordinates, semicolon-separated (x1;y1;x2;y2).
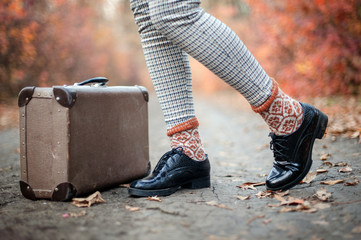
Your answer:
266;167;294;190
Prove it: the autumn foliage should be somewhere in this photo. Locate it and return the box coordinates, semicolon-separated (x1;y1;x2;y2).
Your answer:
0;0;143;102
0;0;360;102
248;0;361;97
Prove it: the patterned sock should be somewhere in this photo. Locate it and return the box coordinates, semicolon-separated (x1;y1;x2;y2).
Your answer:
252;79;303;136
167;118;206;161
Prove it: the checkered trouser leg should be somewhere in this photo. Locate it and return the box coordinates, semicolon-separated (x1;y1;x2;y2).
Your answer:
131;0;273;130
131;0;195;130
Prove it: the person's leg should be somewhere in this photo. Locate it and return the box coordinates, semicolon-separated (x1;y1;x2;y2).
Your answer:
130;0;205;161
146;0;327;191
148;0;303;136
128;0;210;197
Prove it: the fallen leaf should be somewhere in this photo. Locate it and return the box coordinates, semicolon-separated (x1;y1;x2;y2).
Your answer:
280;197;304;206
147;196;162;202
237;182;265;190
339;167;352;173
334;162;349;167
320;180;344;185
351;130;360;138
69;211;87;218
312;220;329;226
313;188;332;202
352;225;361;233
344;178;359;186
303;171;316;184
258;173;268;177
320;153;331;161
280;207;296;213
262;219;272;224
246;214;265;225
125;205;140;212
280;201;317;213
296;202;317;213
273;193;287;202
313;202;331;210
274;190;290;197
237;195;250;200
255;191;272;199
316;169;328;174
322;161;334;167
205;201;232;210
72;191;106;208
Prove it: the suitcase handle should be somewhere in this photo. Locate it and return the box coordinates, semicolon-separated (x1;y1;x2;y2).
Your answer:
77;77;109;86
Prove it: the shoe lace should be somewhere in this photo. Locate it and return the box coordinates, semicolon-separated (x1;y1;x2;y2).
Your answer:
153;147;183;174
269;133;289;162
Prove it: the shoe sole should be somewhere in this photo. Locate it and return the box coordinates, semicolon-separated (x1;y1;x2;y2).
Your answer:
128;175;211;197
267;109;328;191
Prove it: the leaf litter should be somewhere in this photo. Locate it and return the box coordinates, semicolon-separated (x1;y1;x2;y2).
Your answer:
72;191;106;208
205;201;232;210
237;182;265;190
147;196;162;202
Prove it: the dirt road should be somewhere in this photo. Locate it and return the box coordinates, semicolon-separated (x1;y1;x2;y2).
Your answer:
1;92;360;240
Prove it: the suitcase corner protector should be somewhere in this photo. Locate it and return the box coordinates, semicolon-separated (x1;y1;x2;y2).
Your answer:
18;87;35;107
53;86;77;108
19;180;37;200
51;182;77;201
135;85;149;102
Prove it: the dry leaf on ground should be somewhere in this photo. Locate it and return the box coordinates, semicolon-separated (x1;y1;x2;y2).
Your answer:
316;169;328;174
205;201;232;210
274;190;290;197
322;161;334;167
313;202;331;210
344;178;359;186
255;191;272;199
280;201;317;213
352;225;361;233
246;214;265;225
237;182;265;190
69;211;87;218
302;171;317;184
273;194;286;202
125;205;140;212
320;180;344;185
237;195;250;200
280;197;304;206
313;188;332;202
339;167;352;173
72;191;106;208
320;153;332;161
147;196;162;202
334;162;349;167
262;219;272;224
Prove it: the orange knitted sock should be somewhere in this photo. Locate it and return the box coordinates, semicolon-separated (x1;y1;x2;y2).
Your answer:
168;118;206;161
252;79;303;136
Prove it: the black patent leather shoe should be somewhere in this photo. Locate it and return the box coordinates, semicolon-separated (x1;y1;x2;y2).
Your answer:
266;103;328;191
128;148;211;197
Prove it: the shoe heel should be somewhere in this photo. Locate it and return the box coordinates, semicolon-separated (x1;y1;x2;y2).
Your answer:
183;176;211;189
315;111;328;139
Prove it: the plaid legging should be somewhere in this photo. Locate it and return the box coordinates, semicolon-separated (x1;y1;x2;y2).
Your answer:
130;0;273;130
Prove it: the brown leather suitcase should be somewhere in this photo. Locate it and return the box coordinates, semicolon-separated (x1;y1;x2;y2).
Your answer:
18;78;150;201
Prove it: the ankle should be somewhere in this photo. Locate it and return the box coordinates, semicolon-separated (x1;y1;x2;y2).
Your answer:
252;79;303;136
169;126;206;161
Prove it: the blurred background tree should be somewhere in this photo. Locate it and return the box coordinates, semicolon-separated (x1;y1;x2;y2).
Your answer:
0;0;360;103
